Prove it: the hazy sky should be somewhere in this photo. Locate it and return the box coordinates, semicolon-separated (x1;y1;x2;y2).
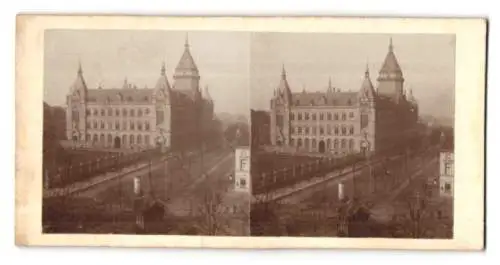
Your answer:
250;33;455;118
44;31;455;118
44;30;251;116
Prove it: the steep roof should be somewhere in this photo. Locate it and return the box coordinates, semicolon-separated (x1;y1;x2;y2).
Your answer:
359;66;376;99
86;88;154;104
70;62;88;92
379;38;403;75
174;36;199;75
291;91;358;107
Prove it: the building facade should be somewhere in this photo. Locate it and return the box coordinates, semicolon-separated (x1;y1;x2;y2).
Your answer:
65;38;215;151
269;39;419;156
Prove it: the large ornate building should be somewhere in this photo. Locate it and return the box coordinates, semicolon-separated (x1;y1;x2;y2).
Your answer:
66;38;215;151
269;39;419;156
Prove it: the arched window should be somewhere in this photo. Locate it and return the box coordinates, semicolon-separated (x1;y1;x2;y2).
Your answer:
334;113;339;120
327;125;331;135
93;134;98;143
312;139;317;149
341;126;347;135
138;122;142;131
93;109;98;116
298;127;302;134
115;109;120;116
137;134;142;144
290;112;295;120
101;109;105;116
334;126;339;135
290;138;295;146
298;113;302;120
130;135;135;145
107;134;112;144
297;138;303;147
319;113;324;120
99;134;105;143
342;113;347;121
145;108;150;115
334;139;339;149
130;122;135;130
319;127;324;135
305;113;310;120
305;127;309;135
115;121;120;130
341;139;346;148
327;139;331;149
93;120;97;129
349;126;354;135
145;122;150;131
100;121;104;129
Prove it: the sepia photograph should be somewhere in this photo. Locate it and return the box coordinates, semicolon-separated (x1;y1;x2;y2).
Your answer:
15;16;485;250
250;33;455;238
42;30;251;236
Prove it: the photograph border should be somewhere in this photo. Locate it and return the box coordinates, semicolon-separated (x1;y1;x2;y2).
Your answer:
15;15;486;250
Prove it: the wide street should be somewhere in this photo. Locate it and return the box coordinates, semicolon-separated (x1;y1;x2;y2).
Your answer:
76;147;234;214
251;147;441;236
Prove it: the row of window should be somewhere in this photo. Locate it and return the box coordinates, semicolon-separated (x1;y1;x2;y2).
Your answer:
84;133;152;145
291;111;355;121
85;107;151;117
293;125;355;136
86;120;152;131
290;137;357;150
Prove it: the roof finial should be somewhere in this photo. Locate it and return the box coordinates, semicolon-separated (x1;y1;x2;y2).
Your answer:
77;60;83;75
365;62;370;78
389;37;394;52
281;63;286;79
185;33;190;48
161;61;166;76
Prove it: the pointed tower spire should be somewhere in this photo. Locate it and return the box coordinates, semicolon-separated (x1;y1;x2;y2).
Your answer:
122;77;129;89
204;85;212;101
389;37;394;52
161;61;166;76
365;62;370;78
77;60;83;75
185;33;190;48
281;63;287;79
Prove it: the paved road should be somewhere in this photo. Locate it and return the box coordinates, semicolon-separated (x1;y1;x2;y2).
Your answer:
76;148;232;207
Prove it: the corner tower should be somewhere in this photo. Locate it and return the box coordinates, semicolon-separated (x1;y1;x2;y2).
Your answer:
270;64;292;146
66;62;88;142
173;35;200;98
377;38;405;103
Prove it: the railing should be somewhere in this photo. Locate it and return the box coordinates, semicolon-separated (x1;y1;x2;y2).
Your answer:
45;148;163;189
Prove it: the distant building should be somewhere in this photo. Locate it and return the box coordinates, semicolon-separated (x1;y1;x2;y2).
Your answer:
439;135;454;197
234;147;251;193
251;109;271;147
65;37;215;151
269;39;419;156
